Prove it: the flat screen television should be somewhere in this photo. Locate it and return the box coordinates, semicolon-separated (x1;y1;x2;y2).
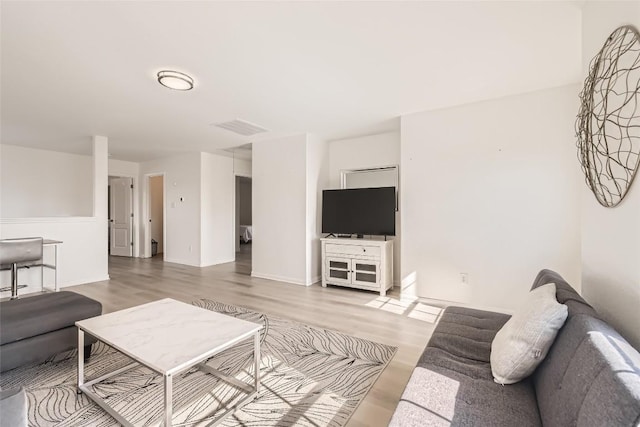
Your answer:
322;187;396;236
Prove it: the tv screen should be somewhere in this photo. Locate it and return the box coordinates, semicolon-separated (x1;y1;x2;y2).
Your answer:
322;187;396;236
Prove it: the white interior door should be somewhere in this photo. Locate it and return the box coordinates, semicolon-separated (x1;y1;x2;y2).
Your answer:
110;177;133;257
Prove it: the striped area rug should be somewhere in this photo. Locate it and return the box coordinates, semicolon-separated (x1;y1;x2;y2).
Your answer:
0;300;396;426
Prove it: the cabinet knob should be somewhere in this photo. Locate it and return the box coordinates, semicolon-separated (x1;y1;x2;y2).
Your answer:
363;248;366;252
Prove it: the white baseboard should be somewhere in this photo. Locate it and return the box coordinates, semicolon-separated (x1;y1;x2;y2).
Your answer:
164;257;200;267
200;258;235;268
251;271;313;286
60;275;111;288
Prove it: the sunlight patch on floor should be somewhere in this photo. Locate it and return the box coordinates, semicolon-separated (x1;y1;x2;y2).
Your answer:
364;297;443;323
407;303;442;323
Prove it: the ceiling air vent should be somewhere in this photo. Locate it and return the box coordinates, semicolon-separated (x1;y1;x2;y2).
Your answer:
214;119;268;136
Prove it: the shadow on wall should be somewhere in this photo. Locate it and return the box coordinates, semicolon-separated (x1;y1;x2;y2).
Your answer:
582;268;640;350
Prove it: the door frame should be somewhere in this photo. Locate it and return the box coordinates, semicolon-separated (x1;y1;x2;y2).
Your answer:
144;173;166;259
233;172;252;257
108;174;139;257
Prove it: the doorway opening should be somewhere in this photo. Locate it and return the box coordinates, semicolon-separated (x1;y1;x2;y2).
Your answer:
108;176;134;257
148;175;165;259
235;176;252;270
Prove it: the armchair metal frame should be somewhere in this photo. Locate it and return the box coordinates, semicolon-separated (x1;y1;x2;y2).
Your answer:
0;237;44;299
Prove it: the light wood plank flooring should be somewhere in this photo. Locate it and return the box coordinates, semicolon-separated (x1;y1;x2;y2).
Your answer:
69;246;439;427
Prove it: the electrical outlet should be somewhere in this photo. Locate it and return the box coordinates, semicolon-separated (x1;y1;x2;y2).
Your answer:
460;273;469;284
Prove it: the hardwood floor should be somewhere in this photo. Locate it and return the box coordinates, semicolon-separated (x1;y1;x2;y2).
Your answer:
69;245;440;427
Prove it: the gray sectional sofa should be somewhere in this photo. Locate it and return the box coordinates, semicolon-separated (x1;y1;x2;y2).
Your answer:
389;269;640;426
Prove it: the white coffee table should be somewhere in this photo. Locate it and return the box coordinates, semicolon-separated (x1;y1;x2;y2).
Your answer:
76;298;262;426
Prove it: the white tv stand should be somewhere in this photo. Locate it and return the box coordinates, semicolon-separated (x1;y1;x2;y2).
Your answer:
321;238;393;296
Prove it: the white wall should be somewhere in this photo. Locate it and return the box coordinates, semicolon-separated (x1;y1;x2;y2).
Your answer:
253;135;309;284
252;134;328;285
0;218;108;291
328;131;401;284
0;137;109;292
580;2;640;349
109;159;139;178
91;136;109;281
401;86;581;312
140;152;202;266
307;134;330;284
234;158;252;177
139;151;236;268
201;152;235;267
149;175;164;253
1;144;93;217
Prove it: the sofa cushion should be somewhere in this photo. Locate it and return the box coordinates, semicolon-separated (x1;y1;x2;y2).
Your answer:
0;291;102;345
533;314;640;427
0;387;27;427
429;306;511;365
389;306;542;426
491;283;568;384
391;357;542;427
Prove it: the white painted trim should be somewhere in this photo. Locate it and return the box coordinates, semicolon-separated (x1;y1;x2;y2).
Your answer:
164;257;200;267
233;173;253;256
339;164;399;189
200;258;235;268
143;173;166;259
233;175;238;256
309;275;322;285
0;217;97;224
59;275;111;288
251;271;312;286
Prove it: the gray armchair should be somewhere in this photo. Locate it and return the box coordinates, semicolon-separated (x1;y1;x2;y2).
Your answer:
0;237;43;299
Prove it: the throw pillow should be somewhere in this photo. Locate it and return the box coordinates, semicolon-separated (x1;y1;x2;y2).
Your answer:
490;283;568;385
0;387;27;427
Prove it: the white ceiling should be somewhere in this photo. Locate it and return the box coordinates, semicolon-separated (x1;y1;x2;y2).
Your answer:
1;1;582;162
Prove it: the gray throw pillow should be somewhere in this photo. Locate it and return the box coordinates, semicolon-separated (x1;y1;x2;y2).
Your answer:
490;283;568;385
0;387;27;427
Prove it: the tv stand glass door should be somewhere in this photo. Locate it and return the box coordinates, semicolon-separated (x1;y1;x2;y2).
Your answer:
326;257;351;285
352;261;379;286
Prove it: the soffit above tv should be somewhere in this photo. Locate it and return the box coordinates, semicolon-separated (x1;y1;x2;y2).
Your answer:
213;119;268;136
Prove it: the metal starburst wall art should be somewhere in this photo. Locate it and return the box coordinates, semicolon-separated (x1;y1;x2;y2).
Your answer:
576;25;640;208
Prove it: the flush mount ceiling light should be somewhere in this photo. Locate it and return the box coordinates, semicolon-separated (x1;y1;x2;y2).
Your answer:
157;70;194;91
